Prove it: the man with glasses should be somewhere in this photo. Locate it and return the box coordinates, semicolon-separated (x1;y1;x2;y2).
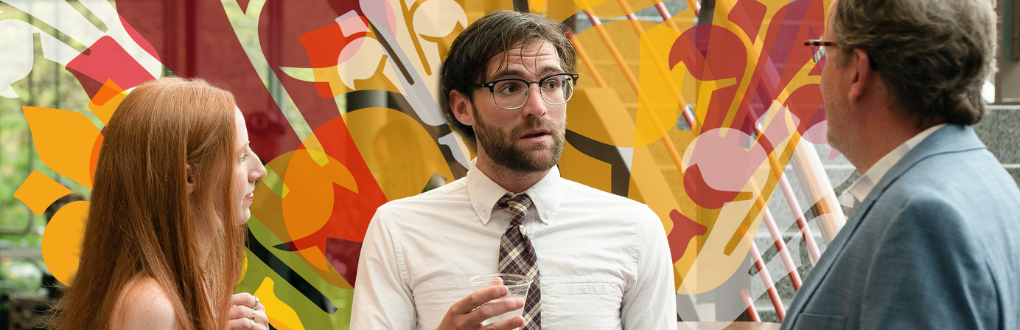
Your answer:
782;0;1020;329
351;10;675;330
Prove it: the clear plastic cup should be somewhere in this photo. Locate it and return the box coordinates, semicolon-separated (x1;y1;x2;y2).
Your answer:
469;273;532;327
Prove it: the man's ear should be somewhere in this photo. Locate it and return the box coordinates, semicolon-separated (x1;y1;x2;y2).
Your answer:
449;89;475;127
848;48;874;102
186;164;195;194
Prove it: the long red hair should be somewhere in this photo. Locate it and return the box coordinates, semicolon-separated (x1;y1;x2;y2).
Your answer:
56;77;245;329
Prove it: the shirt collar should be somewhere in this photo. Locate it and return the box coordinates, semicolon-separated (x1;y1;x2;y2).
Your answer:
841;123;947;208
466;159;562;226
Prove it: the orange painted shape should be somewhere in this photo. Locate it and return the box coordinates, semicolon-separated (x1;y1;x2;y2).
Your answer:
13;171;74;215
87;79;128;126
297;246;330;272
89;134;103;184
281;150;357;242
42;200;89;285
23;106;102;189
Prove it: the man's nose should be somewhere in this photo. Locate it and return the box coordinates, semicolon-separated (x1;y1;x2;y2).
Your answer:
520;83;548;118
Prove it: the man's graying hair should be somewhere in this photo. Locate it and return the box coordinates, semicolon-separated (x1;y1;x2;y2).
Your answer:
440;10;576;144
831;0;997;126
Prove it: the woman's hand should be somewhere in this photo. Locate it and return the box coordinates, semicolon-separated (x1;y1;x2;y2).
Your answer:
228;293;268;330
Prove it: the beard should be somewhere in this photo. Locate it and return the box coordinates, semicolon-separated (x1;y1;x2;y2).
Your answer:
473;107;565;174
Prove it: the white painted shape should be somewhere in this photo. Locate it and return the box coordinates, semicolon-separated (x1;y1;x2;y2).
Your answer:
438;131;469;168
616;146;634;171
412;0;467;39
0;20;36;98
4;0;104;49
336;10;368;37
337;37;385;90
39;33;81;64
278;66;317;82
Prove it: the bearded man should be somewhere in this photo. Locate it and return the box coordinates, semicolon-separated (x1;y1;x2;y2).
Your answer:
351;10;676;330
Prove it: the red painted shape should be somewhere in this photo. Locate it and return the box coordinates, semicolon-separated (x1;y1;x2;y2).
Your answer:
683;164;740;210
237;0;251;13
783;85;825;138
257;0;367;131
66;67;106;99
728;0;768;42
669;25;748;132
118;0;303;161
119;16;160;62
325;237;363;285
667;209;708;263
280;115;389;286
297;20;368;99
66;36;155;96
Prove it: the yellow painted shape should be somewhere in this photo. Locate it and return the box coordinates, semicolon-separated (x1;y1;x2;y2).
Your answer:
567;88;636;147
262;166;289;198
342;108;454;201
577;0;661;17
14;171;73;215
528;0;547;13
306;62;402;98
237;256;249;285
87;80;128;126
253;277;306;330
678;166;770;294
42;201;89;285
281;150;357;241
301;133;329;167
297;246;330;272
23;106;102;189
635;21;687;147
558;140;613;194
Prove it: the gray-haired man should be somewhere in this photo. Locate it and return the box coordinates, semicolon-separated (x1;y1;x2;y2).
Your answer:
783;0;1020;329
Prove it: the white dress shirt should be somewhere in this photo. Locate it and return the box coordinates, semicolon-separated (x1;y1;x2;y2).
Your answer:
839;124;947;212
351;160;676;330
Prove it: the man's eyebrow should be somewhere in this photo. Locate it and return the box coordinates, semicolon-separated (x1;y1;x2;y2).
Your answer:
488;67;566;81
488;69;525;81
539;66;565;75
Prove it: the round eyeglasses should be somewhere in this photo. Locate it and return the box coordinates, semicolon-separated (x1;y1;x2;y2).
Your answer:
471;73;579;110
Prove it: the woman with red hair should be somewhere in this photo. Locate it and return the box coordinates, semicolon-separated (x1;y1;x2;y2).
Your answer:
55;77;269;330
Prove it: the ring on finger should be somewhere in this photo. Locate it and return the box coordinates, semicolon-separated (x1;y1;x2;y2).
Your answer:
249;317;254;330
252;296;260;309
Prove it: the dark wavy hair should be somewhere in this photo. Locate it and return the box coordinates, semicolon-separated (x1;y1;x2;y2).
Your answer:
831;0;997;126
439;10;576;144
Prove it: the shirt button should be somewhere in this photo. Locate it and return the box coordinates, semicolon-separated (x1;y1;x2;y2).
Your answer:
544;212;551;219
581;285;590;292
481;211;488;217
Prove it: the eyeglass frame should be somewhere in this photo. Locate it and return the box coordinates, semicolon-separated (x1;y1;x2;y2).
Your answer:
804;40;837;64
470;73;580;110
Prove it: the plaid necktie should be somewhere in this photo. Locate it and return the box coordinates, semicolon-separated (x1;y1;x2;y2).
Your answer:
497;194;541;330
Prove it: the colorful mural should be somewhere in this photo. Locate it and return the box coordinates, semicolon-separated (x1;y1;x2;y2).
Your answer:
1;0;844;326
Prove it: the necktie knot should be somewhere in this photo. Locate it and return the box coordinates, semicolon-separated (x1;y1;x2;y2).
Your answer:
497;194;533;226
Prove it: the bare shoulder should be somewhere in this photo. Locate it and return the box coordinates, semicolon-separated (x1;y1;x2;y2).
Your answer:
110;276;177;330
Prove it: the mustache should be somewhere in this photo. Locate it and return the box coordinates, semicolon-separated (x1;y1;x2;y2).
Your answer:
511;118;564;136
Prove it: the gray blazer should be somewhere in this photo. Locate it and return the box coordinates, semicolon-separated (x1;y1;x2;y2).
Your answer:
781;125;1020;330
